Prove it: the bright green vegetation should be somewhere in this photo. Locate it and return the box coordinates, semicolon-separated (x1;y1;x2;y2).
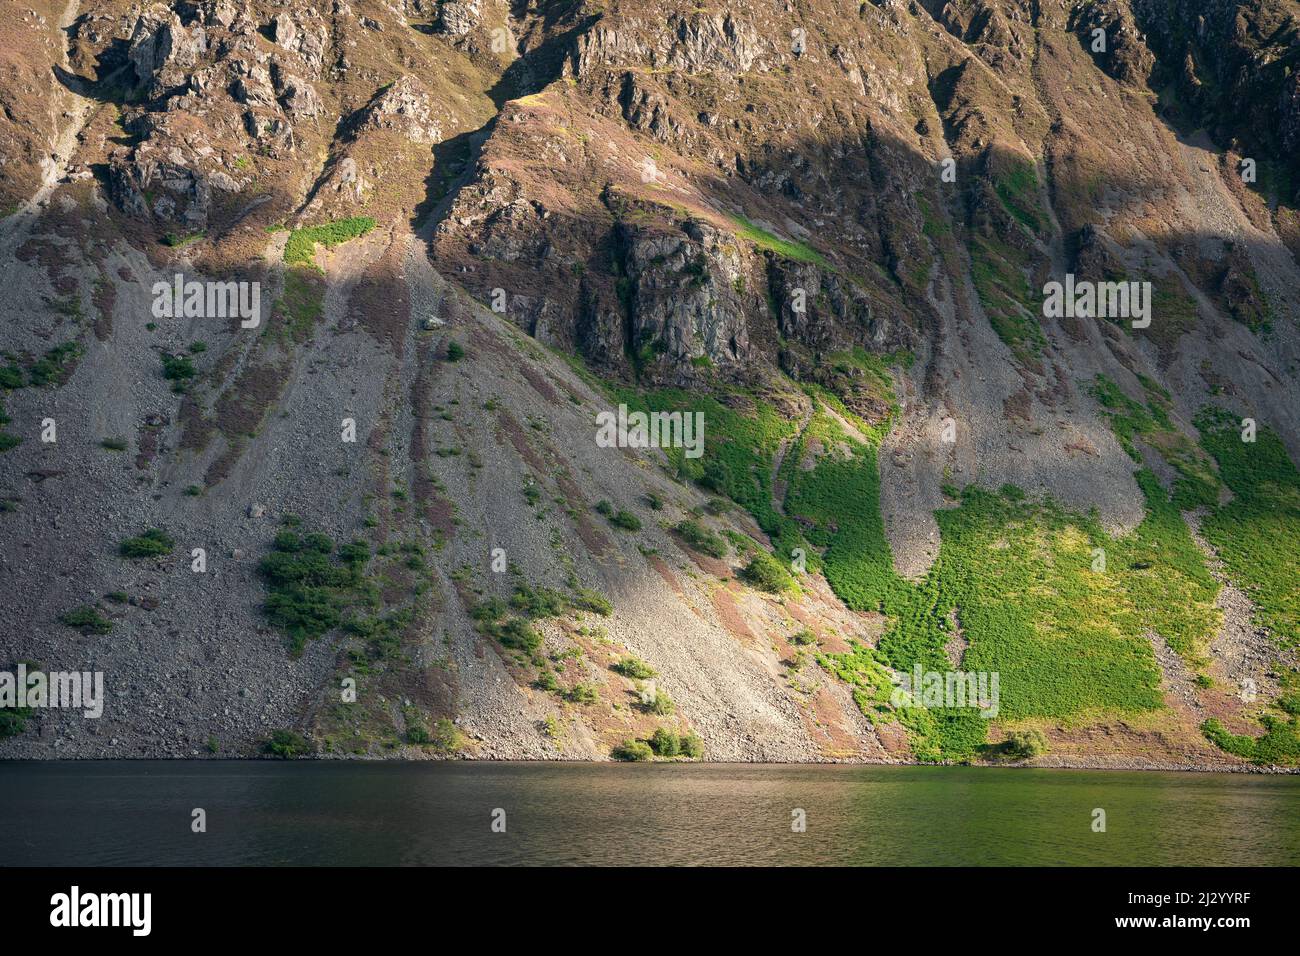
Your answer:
406;715;462;751
1090;374;1218;509
473;582;613;664
609;384;815;565
595;499;641;531
614;728;702;761
794;392;1221;760
58;605;112;635
649;727;680;756
0;702;34;738
740;550;798;594
612;739;653;761
782;404;889;605
613;656;656;679
992;158;1044;234
283;216;376;268
119;528;175;558
673;519;728;559
728;213;827;265
161;231;204;248
1202;669;1300;765
969;233;1044;365
263;729;312;758
1002;729;1049;759
16;341;83;389
1195;407;1300;648
258;529;373;654
648;690;675;716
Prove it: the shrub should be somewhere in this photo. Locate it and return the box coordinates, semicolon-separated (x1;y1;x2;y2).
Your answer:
430;717;463;751
674;519;727;558
1003;729;1049;759
119;528;174;558
612;656;656;679
263;729;311;758
569;586;613;616
649;690;675;716
612;739;654;761
498;617;541;653
101;437;128;451
446;340;465;361
510;584;567;618
611;509;641;531
679;732;704;759
741;551;798;594
566;683;598;704
790;629;817;646
161;353;195;381
649;727;680;757
59;606;112;634
534;669;559;692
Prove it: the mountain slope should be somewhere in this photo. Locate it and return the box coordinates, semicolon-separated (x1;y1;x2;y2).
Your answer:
1;0;1298;767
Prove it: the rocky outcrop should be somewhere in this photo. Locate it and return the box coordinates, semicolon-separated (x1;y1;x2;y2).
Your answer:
353;76;444;144
619;219;756;373
127;6;210;94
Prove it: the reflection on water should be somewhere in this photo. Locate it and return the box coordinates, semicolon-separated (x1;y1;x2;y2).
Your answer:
1;762;1297;866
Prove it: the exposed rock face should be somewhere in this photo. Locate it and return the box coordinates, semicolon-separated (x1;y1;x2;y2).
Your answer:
620;219;755;372
127;7;209;94
354;76;444;144
434;0;483;36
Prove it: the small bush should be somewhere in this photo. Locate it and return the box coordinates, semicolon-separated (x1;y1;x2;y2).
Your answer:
612;656;656;679
609;509;641;531
674;519;727;558
566;683;598;704
446;340;465;361
741;551;798;594
790;629;817;646
679;732;704;759
1003;729;1049;760
569;586;613;616
263;729;311;758
119;528;175;558
649;690;675;716
59;606;112;634
612;739;654;761
161;353;196;381
101;437;128;451
649;727;680;757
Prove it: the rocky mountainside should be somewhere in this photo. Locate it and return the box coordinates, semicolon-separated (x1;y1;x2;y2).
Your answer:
1;0;1298;767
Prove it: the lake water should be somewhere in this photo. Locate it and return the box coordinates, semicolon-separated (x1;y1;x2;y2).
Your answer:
2;762;1297;866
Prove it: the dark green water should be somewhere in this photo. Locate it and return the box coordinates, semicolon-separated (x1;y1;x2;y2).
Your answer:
1;762;1297;866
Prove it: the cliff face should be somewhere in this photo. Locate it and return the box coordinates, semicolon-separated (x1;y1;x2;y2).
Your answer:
1;0;1298;767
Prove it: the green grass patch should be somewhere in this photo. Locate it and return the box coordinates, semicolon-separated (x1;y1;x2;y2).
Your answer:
728;213;827;265
1195;406;1300;648
284;216;376;268
119;528;175;558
